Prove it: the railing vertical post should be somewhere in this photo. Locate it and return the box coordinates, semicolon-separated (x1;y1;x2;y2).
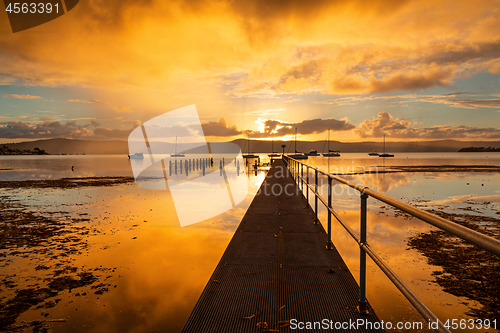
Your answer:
296;161;299;186
314;169;319;224
326;175;333;250
359;190;368;315
295;161;300;190
300;163;304;195
306;165;309;203
294;160;297;183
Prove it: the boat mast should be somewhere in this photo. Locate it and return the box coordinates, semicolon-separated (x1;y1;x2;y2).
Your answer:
175;136;178;155
328;129;330;152
295;128;297;153
383;134;386;154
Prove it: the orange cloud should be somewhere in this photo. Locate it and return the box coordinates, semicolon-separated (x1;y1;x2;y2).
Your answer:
68;99;132;113
0;0;498;98
4;94;43;99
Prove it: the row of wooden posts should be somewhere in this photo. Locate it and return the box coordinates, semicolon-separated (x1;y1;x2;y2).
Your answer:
168;157;241;176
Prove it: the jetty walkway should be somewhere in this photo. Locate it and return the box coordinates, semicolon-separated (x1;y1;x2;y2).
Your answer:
182;160;384;332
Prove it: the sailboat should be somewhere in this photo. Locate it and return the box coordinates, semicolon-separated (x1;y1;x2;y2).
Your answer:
307;149;320;156
378;134;394;157
288;128;308;160
243;136;259;159
268;140;280;158
128;152;144;159
322;129;340;157
170;136;185;157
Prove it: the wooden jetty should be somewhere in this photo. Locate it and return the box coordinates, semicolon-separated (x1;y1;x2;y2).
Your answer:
182;160;385;332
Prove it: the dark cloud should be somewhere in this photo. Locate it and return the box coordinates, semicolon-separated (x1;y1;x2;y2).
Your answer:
201;118;242;137
0;120;137;139
355;112;500;139
227;0;411;33
0;121;93;139
367;67;455;93
424;41;500;66
247;118;355;138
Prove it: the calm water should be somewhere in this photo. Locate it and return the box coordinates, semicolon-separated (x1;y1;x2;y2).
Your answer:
1;153;499;332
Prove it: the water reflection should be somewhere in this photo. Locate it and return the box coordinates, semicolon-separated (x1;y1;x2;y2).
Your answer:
2;153;500;332
0;167;268;332
303;169;499;332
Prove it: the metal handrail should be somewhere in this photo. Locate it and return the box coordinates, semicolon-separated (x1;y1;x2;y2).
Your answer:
290;161;447;331
330;175;500;257
283;156;500;333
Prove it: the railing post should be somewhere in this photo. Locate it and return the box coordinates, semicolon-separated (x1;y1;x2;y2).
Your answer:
294;161;297;184
295;161;300;190
326;175;333;250
314;169;319;224
359;189;368;315
306;165;309;203
296;161;299;186
300;163;303;194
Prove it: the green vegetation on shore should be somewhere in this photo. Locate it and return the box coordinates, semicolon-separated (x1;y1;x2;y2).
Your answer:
458;146;500;152
0;145;48;155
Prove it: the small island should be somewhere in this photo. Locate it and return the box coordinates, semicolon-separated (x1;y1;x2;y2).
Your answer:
0;145;48;155
458;146;500;152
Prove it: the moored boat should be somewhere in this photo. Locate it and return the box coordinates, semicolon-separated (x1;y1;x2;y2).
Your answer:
128;153;144;159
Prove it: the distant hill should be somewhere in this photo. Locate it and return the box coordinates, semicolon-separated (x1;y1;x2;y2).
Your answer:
3;138;500;155
232;139;500;154
3;138;129;155
458;146;500;152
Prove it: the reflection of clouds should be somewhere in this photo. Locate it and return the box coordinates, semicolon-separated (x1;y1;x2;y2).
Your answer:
0;164;265;333
64;226;234;333
431;194;500;205
315;208;465;322
348;173;413;193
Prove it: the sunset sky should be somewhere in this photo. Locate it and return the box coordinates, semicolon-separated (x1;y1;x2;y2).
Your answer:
1;0;500;143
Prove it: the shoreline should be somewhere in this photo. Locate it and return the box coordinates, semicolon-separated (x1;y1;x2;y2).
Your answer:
0;177;134;189
408;210;500;320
